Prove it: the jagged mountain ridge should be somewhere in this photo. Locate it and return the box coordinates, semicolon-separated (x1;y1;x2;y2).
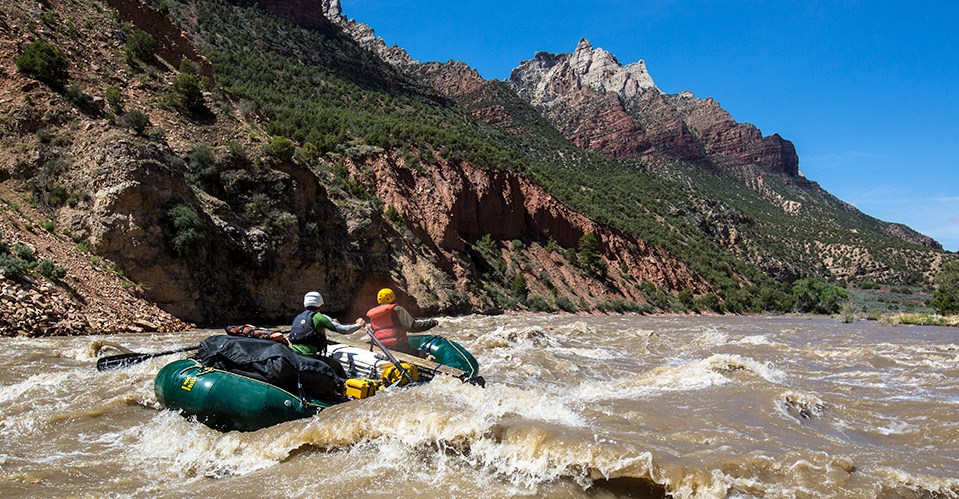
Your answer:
320;2;799;178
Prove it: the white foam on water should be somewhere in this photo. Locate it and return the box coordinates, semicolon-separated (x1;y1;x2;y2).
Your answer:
417;374;586;429
66;338;115;362
690;328;730;348
566;321;594;335
870;419;917;436
465;431;657;490
118;372;592;486
776;390;827;420
552;346;621;360
916;357;959;369
440;314;485;325
0;415;41;439
0;371;75;405
872;466;959;498
0;365;146;440
736;334;772;346
250;375;618;495
578;353;786;400
671;452;857;499
122;410;294;480
470;325;563;351
470;324;611;383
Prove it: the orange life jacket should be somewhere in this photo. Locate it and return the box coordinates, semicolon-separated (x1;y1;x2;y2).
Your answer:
367;303;408;350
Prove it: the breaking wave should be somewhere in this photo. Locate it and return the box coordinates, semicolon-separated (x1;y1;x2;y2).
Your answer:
580;353;786;400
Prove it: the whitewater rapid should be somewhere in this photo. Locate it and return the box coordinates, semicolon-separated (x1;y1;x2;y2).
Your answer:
1;315;957;497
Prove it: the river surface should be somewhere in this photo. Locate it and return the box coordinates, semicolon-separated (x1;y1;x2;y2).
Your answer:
1;315;957;498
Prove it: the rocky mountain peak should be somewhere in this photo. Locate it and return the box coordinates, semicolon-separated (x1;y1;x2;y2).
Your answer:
511;39;657;108
510;39;799;177
416;61;486;97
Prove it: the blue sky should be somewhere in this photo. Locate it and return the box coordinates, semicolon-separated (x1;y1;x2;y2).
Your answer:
343;1;959;251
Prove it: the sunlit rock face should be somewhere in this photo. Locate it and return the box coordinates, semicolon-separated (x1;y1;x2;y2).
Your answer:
510;38;799;176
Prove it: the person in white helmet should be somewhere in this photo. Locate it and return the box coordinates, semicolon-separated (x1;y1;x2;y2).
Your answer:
289;291;365;357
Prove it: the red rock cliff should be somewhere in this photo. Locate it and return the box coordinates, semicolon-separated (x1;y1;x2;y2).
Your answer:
353;155;711;299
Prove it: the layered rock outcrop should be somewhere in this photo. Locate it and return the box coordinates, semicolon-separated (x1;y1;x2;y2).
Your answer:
416;61;485;98
64;135;388;323
668;91;798;176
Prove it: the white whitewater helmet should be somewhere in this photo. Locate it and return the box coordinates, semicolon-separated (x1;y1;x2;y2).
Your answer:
303;291;324;308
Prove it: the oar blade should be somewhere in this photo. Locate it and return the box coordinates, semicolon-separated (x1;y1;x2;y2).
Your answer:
96;353;151;371
95;345;199;372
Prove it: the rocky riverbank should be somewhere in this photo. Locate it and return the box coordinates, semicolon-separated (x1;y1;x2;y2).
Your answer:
0;273;189;336
0;185;191;337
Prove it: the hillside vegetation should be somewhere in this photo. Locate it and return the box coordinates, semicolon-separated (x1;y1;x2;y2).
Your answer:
0;0;955;334
166;2;952;301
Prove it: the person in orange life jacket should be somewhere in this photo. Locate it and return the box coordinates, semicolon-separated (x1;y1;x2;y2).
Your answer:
366;288;438;356
290;291;365;376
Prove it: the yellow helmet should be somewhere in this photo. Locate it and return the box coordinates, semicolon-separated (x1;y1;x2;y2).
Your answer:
377;288;395;304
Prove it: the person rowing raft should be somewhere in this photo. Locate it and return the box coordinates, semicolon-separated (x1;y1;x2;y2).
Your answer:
289;290;365;376
365;287;437;356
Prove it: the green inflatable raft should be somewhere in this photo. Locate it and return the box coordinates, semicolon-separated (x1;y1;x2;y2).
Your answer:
154;334;481;432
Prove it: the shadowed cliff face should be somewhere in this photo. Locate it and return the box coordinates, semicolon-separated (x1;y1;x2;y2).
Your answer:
66;135;387;324
106;0;215;80
243;0;335;30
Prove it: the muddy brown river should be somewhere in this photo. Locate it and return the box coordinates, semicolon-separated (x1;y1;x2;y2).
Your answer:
1;315;957;497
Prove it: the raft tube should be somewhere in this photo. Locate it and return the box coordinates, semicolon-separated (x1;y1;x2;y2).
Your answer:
154;359;334;432
408;335;479;378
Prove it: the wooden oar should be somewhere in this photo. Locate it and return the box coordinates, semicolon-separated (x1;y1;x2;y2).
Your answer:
364;327;415;384
96;345;198;372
